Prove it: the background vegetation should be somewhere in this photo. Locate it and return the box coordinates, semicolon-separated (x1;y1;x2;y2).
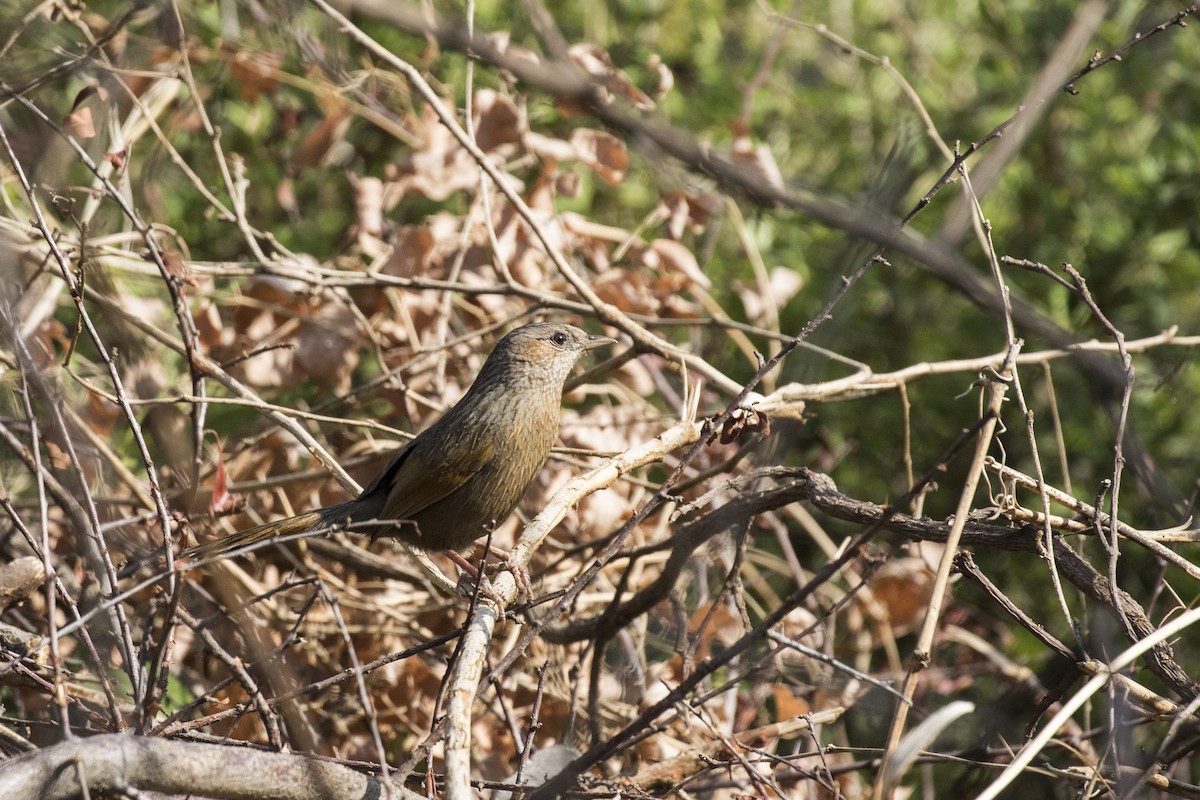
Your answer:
0;0;1198;797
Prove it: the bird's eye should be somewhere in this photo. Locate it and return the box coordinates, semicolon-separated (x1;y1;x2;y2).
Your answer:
550;331;568;347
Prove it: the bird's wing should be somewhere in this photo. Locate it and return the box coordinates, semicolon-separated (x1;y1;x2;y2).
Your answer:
377;436;495;522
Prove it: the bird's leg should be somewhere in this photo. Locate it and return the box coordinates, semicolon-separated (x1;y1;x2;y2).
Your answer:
448;550;510;605
451;529;533;601
448;549;483;575
477;523;533;600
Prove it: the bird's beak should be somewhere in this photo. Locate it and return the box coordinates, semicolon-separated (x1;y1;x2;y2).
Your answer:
583;334;617;350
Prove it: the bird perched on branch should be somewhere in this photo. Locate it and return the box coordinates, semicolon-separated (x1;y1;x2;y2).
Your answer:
184;322;614;563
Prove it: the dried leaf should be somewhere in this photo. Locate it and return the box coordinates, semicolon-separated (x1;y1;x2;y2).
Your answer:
352;175;386;255
238;274;311;326
524;131;577;162
731;122;785;195
648;272;703;318
569;129;628;185
642;238;709;288
568;43;655;110
737;266;803;326
646;54;674;99
210;441;242;517
379;224;436;279
276;178;297;215
574;487;631;538
289;107;351;170
62;107;95;139
690;603;744;653
84;389;121;436
45;441;71;470
868;557;936;635
561;212;632;243
658;190;721;239
473;89;524;154
228;48;280;102
593;269;658;315
69;85;107;110
387;102;494;201
194;301;226;351
484;30;541;83
769;685;812;719
293;303;361;394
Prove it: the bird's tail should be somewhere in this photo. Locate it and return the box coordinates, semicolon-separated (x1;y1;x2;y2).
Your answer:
181;510;328;562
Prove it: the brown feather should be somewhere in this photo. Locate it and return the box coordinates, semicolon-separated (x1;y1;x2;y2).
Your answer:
181;323;614;561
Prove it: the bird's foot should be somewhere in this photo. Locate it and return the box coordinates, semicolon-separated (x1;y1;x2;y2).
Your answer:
503;558;533;602
447;551;532;604
449;550;509;606
454;570;508;607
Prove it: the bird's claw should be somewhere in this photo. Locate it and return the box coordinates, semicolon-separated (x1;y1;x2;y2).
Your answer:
505;559;533;602
454;562;532;606
456;570;507;607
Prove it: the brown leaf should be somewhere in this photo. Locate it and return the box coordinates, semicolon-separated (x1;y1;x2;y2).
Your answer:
209;441;242;517
646;54;674;99
194;301;226;352
642;238;709;288
737;267;804;326
569;129;628;185
473;89;524;154
568;43;655;110
731;124;785;195
45;441;71;470
560;211;631;243
387;102;489;201
352;175;386;256
237;274;311;329
659;190;721;239
276;177;297;215
69;85;108;110
524;131;577;162
379;224;436;279
484;30;541;83
83;388;120;436
289;107;351;171
593;269;658;315
62;107;95;139
868;557;936;635
658;292;702;319
568;43;616;79
293;303;361;394
770;685;812;719
228;48;280;102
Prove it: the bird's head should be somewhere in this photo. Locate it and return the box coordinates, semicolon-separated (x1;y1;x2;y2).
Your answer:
483;322;615;388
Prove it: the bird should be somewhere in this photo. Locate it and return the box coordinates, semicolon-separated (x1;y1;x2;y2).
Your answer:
183;322;614;563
